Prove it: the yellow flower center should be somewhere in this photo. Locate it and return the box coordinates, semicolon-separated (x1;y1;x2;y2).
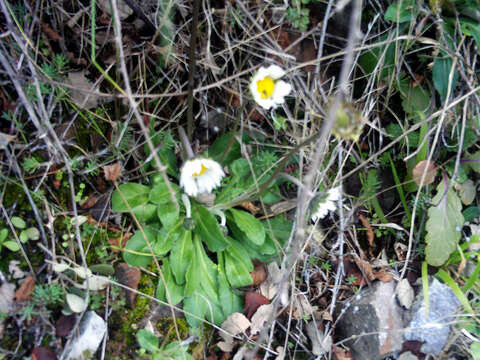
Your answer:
257;77;275;99
192;163;208;177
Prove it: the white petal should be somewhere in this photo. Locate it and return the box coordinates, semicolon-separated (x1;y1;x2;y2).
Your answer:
266;65;286;79
327;187;341;201
324;200;336;212
271;81;292;105
257;98;276;110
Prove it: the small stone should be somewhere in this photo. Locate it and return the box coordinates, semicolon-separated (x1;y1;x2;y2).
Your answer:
404;278;461;355
65;311;107;360
334;281;404;360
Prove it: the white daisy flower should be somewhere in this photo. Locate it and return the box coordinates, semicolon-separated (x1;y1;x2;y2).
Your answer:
311;186;342;222
180;158;225;197
249;65;292;110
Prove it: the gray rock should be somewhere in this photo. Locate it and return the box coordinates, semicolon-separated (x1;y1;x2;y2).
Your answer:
65;311;107;360
404;278;461;355
335;281;404;360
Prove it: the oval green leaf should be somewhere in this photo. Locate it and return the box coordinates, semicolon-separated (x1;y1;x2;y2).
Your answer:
192;204;229;252
229;208;265;246
112;183;150;213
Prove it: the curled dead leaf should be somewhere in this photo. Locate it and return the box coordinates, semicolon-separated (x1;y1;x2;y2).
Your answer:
250;303;274;335
244;292;270;319
103;162;122;182
220;312;251;345
80;193;99;209
115;263;141;308
412;160;437;186
250;260;267;286
358;214;374;248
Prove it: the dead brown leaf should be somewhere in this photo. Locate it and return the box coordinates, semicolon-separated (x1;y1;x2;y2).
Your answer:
412;160;437;186
32;347;57;360
358;214;374;248
108;232;132;252
332;346;353;360
103;162;122;182
56;314;76;337
115;263;141;308
15;276;36;302
240;202;260;215
80;193;99;209
244;292;270;319
250;260;267;286
374;268;394;282
41;22;61;41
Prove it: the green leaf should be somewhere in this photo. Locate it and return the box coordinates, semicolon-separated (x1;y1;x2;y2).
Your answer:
396;77;431;120
145;130;178;176
183;293;208;329
227;238;254;270
156;258;184;306
170;230;193;284
218;253;243;318
463;206;479;223
425;179;464;266
384;0;416;23
149;182;172;205
228;208;265;246
464;151;480;173
163;341;194;360
224;250;253;288
192;204;229;252
433;53;458;101
123;226;158;267
136;329;159;353
230;158;250;178
11;216;26;229
205;301;226;325
185;235;219;303
112;183;150;212
3;240;20;252
263;216;292;243
207;132;241;166
359;37;395;79
25;227;40;241
0;228;7;243
155;219;183;255
19;230;29;243
471;342;480;360
132;204;157;223
157;201;179;229
461;19;480;54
